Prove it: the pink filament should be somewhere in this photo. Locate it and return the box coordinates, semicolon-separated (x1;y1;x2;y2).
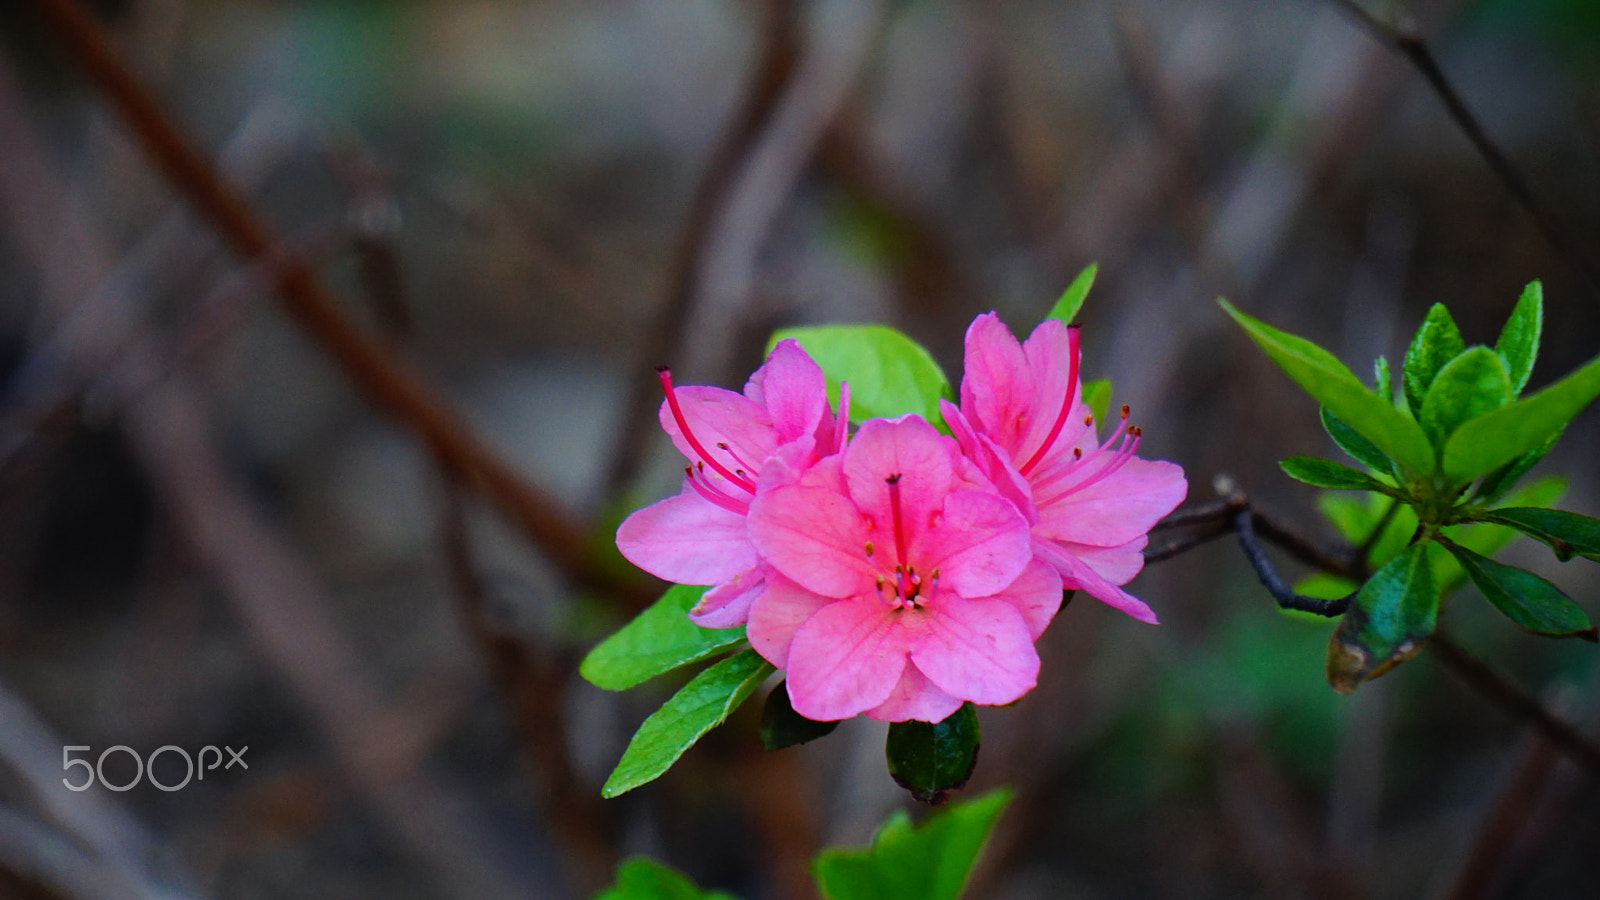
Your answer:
1035;428;1142;508
1019;325;1081;476
659;368;756;493
886;474;910;599
684;465;750;514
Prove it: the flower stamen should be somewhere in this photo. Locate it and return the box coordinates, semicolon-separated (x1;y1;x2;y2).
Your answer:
658;368;757;493
1019;325;1081;476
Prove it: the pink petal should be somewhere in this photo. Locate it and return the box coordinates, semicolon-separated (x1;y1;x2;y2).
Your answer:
984;557;1064;640
658;386;777;485
746;572;835;670
910;597;1040;706
784;600;911;721
1033;538;1159;624
913;490;1032;599
864;662;965;723
689;567;767;628
1057;536;1148;585
616;489;756;585
1034;457;1188;548
959;312;1033;455
1015;320;1094;470
748;485;876;598
745;339;827;444
842;416;954;540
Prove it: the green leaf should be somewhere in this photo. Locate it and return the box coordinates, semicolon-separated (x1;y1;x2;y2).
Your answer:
1496;281;1543;394
1373;355;1394;404
1439;539;1597;640
1473;428;1561;503
884;703;981;804
771;325;951;424
1403;303;1467;419
1218;299;1434;475
1280;455;1399;494
595;858;738;900
759;681;839;750
812;787;1012;900
601;650;774;798
1321;407;1395;476
1441;350;1600;481
1082;377;1112;426
1045;263;1098;324
1479;507;1600;564
1326;543;1438;693
1420;346;1512;450
581;585;747;692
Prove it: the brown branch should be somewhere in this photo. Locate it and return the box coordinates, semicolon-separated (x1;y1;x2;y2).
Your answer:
601;0;801;498
29;0;646;606
1325;0;1600;301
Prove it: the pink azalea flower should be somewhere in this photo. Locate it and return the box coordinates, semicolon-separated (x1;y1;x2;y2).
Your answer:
745;415;1064;722
616;340;848;627
941;312;1187;624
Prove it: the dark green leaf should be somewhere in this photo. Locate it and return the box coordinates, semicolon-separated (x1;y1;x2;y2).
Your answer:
1439;539;1596;640
770;325;952;424
1321;407;1395;476
1045;263;1097;324
884;703;980;805
580;585;746;692
1403;303;1466;419
1420;347;1512;450
1473;428;1561;503
602;650;774;798
1479;507;1600;563
812;788;1012;900
1280;456;1400;495
595;858;738;900
760;681;839;750
1218;299;1434;475
1441;349;1600;481
1082;377;1112;427
1496;281;1543;394
1326;543;1438;693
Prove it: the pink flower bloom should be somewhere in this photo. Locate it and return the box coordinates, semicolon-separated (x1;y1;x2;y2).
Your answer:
942;312;1187;624
745;415;1063;722
616;339;848;627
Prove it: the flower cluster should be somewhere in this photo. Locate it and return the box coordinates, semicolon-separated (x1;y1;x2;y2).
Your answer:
618;315;1186;723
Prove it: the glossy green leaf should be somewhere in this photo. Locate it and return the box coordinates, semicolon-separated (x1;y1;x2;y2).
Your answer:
1439;539;1596;640
595;858;738;900
1473;428;1561;503
1321;407;1395;476
602;650;774;798
759;680;839;750
1326;543;1437;693
1495;281;1543;394
1045;262;1098;324
1420;347;1512;450
1280;456;1400;495
1403;303;1466;419
771;325;951;424
1082;378;1112;427
1479;507;1600;563
1441;350;1600;481
1219;299;1434;474
813;787;1012;900
581;585;746;692
884;703;980;804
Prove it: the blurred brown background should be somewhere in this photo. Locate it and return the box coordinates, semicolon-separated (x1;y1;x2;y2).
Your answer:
1;0;1598;897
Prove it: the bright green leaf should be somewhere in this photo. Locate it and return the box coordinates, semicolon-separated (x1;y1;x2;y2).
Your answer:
1473;428;1561;503
1420;347;1512;451
1280;456;1400;494
1219;299;1434;474
1403;303;1466;419
813;787;1013;900
1082;378;1112;427
1326;543;1438;693
602;650;774;798
595;858;739;900
1439;539;1597;640
1441;349;1600;481
1479;506;1600;563
771;324;951;424
1495;281;1543;394
884;703;981;804
1045;263;1098;324
759;680;839;751
1321;407;1395;476
581;585;746;692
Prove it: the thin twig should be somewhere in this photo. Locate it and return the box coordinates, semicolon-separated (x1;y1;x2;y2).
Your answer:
1325;0;1600;300
1234;511;1355;617
29;0;646;606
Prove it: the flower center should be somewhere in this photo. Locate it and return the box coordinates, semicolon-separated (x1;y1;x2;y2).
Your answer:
871;474;938;609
